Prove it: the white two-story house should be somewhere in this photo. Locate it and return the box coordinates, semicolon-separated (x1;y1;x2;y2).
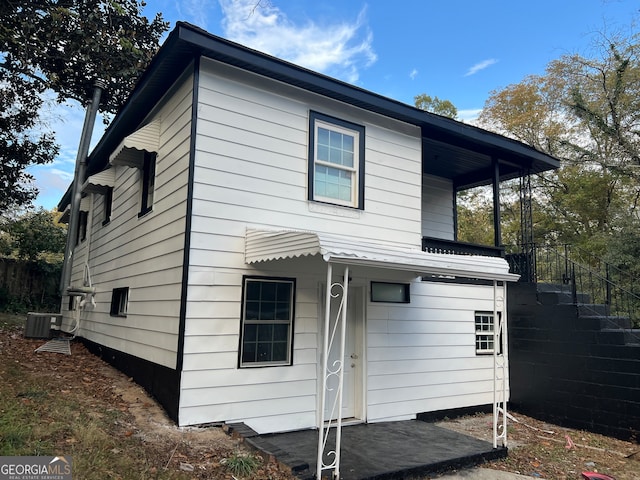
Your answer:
58;22;559;438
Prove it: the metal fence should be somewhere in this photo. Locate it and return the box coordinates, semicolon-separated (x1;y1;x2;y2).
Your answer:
507;243;640;329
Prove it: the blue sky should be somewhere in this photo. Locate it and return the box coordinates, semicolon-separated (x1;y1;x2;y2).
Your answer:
31;0;639;209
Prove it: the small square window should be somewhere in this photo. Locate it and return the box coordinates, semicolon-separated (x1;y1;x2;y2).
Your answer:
308;112;364;209
239;277;295;367
475;312;501;354
110;287;129;317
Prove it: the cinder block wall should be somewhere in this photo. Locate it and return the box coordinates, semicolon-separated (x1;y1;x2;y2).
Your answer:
508;283;640;441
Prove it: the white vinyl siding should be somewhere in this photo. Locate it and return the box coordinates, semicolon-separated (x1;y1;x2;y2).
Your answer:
178;58;423;431
366;281;507;422
421;174;454;240
61;72;194;369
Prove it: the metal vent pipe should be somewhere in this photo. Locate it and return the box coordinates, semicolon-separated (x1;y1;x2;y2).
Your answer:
59;80;106;294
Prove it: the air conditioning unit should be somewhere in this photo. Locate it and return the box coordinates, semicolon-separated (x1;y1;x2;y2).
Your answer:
24;313;62;339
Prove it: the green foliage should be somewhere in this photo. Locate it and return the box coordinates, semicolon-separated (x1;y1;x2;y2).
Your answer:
223;451;262;477
414;93;458;119
0;1;169;210
474;25;640;282
5;209;67;262
0;209;64;312
456;189;494;245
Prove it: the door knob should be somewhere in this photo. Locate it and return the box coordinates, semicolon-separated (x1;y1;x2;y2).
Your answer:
350;354;358;359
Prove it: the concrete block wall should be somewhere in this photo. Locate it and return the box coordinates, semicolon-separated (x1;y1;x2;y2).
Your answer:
508;283;640;441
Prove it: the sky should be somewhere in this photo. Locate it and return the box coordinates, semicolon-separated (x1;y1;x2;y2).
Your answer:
30;0;639;210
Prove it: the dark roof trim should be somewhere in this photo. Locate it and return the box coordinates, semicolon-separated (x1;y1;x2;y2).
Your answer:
59;22;559;209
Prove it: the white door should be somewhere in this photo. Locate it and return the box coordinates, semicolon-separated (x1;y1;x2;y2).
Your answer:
323;286;362;421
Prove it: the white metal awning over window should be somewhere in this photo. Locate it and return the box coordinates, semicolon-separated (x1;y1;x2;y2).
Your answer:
109;119;160;168
245;228;519;282
81;168;115;194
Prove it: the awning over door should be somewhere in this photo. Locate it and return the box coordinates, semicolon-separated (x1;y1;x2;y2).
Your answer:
109;120;160;168
245;228;519;281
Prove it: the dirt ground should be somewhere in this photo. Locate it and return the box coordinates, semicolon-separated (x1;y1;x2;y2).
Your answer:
2;322;639;480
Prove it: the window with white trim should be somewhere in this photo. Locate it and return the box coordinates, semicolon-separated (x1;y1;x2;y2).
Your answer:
475;311;501;354
110;287;129;317
309;111;364;209
240;277;295;367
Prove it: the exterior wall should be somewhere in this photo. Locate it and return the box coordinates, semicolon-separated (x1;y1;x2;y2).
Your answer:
177;58;505;432
61;73;194;369
421;174;454;240
178;58;424;430
367;280;506;422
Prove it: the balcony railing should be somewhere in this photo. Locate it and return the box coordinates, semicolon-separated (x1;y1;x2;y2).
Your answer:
422;237;505;257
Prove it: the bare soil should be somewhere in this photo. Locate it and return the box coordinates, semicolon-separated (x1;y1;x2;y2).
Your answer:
2;319;639;479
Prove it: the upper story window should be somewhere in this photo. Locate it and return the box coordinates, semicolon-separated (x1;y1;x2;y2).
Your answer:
102;187;113;226
139;152;156;217
308;111;365;209
76;210;88;245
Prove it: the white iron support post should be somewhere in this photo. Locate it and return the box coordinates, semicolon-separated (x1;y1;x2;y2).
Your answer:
492;280;508;448
317;263;349;479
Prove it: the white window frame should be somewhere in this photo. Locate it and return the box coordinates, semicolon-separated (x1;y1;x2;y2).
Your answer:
110;287;129;317
475;311;499;354
239;277;295;367
309;112;365;209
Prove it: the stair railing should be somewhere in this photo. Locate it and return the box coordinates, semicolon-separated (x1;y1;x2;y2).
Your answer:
507;243;640;333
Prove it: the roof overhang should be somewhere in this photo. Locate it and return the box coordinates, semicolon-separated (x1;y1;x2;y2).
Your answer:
246;228;519;282
59;22;558;208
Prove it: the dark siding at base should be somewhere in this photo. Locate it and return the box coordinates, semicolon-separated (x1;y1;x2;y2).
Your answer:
80;337;180;422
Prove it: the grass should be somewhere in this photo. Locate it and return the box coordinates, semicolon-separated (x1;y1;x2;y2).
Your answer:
224;451;262;477
0;318;196;480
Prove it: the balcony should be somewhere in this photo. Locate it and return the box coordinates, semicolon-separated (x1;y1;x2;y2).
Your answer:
422;237;505;258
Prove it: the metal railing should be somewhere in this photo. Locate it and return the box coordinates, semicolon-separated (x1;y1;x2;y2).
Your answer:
507;243;640;330
422;237;505;257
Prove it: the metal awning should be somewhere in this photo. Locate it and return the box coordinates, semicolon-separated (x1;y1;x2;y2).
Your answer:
109;119;160;168
81;168;115;194
245;228;519;282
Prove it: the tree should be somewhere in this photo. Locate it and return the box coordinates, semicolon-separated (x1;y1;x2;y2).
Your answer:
3;209;67;262
480;31;640;241
414;93;458;119
0;1;169;210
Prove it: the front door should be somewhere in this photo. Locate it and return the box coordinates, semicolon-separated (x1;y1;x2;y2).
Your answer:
323;286;363;421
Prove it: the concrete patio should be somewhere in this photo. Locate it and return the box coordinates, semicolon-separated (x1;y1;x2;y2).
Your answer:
229;420;507;480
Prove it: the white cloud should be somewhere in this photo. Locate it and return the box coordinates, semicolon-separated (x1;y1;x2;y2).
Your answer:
457;108;483;124
464;58;498;77
173;0;214;30
409;68;418;80
218;0;377;83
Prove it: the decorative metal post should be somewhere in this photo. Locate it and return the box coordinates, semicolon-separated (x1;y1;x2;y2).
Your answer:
493;280;508;448
317;263;350;479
